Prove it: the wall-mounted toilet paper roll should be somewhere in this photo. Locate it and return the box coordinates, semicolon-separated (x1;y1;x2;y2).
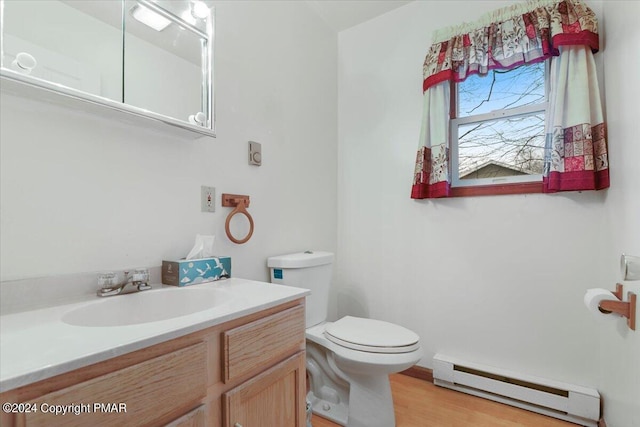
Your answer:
583;288;621;322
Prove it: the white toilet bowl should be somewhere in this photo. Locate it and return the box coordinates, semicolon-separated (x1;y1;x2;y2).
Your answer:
305;317;422;427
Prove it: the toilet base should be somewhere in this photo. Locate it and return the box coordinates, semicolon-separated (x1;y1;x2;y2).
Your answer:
308;374;395;427
307;341;397;427
308;392;349;426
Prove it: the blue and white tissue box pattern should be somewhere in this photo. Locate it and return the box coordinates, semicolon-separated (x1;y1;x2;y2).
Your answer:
162;257;231;286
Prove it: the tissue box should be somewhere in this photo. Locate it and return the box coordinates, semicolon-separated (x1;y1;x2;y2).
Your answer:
162;257;231;286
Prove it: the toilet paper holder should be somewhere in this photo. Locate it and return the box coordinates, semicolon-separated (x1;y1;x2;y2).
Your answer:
600;284;636;331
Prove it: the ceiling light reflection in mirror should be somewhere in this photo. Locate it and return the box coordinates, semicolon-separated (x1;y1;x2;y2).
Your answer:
130;4;172;31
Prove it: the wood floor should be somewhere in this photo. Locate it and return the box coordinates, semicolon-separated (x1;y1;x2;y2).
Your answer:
311;374;578;427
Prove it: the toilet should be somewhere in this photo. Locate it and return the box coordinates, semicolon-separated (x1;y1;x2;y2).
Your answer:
268;251;422;427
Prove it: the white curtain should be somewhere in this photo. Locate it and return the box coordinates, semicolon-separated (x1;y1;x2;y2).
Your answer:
544;45;609;192
412;81;450;199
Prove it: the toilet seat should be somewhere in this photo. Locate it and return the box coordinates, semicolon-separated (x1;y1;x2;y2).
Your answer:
324;316;420;354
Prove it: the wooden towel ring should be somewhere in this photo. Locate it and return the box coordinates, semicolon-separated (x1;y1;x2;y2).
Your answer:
222;194;254;244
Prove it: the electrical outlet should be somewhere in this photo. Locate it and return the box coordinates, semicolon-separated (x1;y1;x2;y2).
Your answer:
201;186;215;212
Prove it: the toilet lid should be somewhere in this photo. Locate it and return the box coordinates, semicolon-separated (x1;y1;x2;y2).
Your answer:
324;316;420;354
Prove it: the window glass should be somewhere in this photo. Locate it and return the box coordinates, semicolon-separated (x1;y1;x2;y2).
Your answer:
452;62;547;186
458;113;545;180
458;62;546;117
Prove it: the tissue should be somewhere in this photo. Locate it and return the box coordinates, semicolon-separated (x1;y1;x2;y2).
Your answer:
162;255;231;286
583;288;620;322
162;235;231;286
186;234;216;260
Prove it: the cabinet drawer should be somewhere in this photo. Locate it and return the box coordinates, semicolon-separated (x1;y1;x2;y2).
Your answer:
21;342;206;427
223;305;305;383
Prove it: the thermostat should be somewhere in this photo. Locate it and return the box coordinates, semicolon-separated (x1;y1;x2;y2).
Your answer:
249;141;262;166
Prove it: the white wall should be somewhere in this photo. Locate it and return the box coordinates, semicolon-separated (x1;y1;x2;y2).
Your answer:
598;2;640;426
0;1;337;282
337;0;610;391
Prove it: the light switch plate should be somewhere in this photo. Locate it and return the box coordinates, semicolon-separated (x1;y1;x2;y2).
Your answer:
249;141;262;166
201;186;215;212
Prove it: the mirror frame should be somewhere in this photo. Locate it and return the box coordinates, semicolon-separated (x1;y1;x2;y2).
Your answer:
0;0;216;137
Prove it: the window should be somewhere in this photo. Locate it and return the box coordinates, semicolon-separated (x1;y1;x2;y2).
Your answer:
450;62;547;193
411;0;607;200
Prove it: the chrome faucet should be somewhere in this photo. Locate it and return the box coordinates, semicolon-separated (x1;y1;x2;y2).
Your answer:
97;269;152;297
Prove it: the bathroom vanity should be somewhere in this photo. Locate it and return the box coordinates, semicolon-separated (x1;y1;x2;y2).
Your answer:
0;279;309;426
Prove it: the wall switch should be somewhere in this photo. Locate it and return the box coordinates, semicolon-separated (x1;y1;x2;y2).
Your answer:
249;141;262;166
201;186;215;212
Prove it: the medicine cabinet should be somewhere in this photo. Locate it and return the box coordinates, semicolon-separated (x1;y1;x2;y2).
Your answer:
0;0;215;136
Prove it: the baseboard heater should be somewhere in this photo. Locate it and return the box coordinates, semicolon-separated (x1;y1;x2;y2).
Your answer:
433;354;600;427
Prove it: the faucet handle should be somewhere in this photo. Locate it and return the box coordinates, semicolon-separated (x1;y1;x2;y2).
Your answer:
97;272;117;288
132;268;149;283
132;268;152;291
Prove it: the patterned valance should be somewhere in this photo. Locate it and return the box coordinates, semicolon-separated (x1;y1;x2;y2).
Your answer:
422;0;599;92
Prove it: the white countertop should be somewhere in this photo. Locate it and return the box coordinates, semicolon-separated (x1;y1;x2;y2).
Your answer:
0;278;309;392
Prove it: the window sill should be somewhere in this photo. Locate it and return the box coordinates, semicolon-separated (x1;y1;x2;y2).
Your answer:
450;182;543;197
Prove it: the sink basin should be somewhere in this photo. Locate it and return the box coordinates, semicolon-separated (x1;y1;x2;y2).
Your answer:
62;287;234;327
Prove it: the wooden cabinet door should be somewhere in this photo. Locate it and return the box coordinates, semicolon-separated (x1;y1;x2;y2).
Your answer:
164;405;205;427
223;352;305;427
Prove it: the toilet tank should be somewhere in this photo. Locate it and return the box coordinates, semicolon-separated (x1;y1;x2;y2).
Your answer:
267;251;334;327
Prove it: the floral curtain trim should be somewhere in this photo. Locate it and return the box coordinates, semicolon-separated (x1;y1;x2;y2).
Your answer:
412;145;450;198
422;0;599;92
544;122;609;191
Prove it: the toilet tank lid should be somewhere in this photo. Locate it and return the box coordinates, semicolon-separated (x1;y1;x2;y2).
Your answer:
267;251;334;268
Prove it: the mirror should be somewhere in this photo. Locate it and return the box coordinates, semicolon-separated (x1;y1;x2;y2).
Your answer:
1;0;123;101
124;0;212;127
0;0;214;134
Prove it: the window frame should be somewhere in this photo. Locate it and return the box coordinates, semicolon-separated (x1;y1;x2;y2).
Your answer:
448;62;550;197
